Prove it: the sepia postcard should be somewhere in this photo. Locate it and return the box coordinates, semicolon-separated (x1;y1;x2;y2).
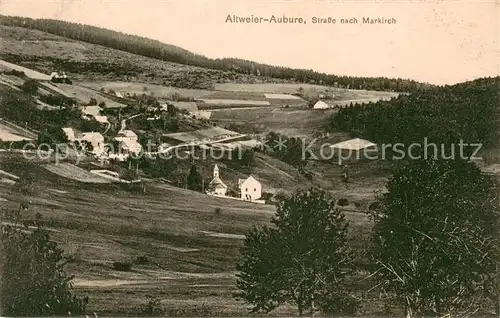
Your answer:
0;0;498;317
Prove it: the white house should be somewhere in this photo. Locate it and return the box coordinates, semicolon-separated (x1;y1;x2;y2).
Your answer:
312;100;331;109
80;132;105;156
62;127;76;142
208;164;228;196
238;176;262;201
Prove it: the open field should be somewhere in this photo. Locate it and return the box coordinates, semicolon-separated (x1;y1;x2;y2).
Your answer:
162;127;243;143
0;59;52;80
197;99;271;107
44;163;113;184
0;25;262;89
0;129;30;142
215;83;400;104
49;83;127;108
0;152;378;316
0;120;36;141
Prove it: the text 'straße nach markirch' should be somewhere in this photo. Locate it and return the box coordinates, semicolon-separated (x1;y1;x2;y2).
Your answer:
225;15;396;24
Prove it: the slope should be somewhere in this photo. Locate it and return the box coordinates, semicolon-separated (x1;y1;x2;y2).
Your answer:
0;16;433;92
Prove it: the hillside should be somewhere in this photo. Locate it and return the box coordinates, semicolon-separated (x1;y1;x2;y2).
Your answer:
0;15;434;92
0;152;374;316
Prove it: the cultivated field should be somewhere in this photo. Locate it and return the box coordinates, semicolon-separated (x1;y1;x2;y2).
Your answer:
197;99;271;108
163;127;243;143
0;25;259;89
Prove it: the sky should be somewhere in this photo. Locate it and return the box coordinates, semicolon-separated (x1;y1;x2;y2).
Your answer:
0;0;498;85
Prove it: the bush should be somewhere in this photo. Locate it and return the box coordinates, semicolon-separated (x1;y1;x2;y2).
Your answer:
337;198;350;206
1;208;88;316
112;261;133;271
214;207;222;215
137;296;166;316
98;101;106;107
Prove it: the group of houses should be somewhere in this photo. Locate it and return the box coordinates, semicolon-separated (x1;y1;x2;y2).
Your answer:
206;164;264;203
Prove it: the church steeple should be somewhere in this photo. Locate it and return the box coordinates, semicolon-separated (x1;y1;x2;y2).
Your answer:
213;164;219;178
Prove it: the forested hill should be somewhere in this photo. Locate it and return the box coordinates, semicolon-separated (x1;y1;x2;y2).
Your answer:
0;15;433;92
330;77;500;150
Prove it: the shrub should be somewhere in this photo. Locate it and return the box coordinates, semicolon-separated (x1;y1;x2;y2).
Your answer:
137;296;166;316
337;198;350;206
98;101;106;107
214;207;222;215
112;261;132;271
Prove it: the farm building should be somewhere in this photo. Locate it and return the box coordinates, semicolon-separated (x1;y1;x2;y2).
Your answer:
118;129;138;141
312;100;331;109
238;176;262;202
207;165;228;196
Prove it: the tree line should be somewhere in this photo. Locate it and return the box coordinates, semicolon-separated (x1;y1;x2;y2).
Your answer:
0;15;434;92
